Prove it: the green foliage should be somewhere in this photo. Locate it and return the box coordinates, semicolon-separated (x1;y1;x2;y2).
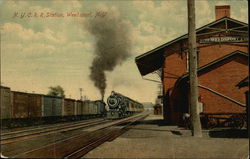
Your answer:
47;85;65;97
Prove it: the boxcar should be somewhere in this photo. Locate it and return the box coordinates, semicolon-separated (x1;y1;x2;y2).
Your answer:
95;100;106;115
63;98;75;116
27;93;43;118
11;91;29;118
82;100;90;115
75;100;83;115
43;95;63;116
0;86;12;119
83;100;97;115
89;101;97;115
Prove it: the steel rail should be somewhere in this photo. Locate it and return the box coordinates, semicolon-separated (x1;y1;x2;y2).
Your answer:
13;113;149;158
1;118;104;136
64;114;148;158
1;119;110;145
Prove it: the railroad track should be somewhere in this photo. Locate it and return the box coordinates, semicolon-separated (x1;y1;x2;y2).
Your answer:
11;113;149;158
1;118;103;135
0;118;109;145
65;113;148;158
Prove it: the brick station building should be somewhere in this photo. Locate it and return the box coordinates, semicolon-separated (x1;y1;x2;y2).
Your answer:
135;6;248;126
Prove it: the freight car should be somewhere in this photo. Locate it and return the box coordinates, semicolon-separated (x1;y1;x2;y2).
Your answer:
0;86;107;128
43;95;63;117
82;100;106;115
0;86;11;119
107;91;143;119
63;98;76;116
5;91;44;127
95;100;107;115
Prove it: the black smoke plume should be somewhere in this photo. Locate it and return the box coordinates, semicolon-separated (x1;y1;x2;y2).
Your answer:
86;14;131;100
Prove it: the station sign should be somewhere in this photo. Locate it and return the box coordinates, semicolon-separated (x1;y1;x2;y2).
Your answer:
199;36;248;43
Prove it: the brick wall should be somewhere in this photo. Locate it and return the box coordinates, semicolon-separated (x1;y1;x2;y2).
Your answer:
198;44;248;68
198;55;248;113
163;50;187;94
169;54;248;125
215;5;230;20
163;46;187;123
162;41;248;123
162;41;248;97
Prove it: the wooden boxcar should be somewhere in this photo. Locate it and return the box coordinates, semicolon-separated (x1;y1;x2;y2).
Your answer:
0;86;12;119
75;100;84;115
89;101;97;115
83;100;97;115
43;95;63;116
63;98;75;116
11;91;29;118
82;100;90;115
27;93;43;117
95;100;106;115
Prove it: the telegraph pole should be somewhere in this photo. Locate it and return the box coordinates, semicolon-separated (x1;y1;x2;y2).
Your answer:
187;0;202;137
79;88;83;100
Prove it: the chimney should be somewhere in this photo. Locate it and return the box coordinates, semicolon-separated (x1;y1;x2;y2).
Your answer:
215;5;230;20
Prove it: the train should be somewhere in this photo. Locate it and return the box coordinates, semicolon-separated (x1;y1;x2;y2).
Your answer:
0;86;106;128
107;91;144;119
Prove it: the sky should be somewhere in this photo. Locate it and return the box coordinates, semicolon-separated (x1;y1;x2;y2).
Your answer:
0;0;248;103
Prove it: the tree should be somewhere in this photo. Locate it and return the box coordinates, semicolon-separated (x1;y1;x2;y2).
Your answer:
47;85;65;97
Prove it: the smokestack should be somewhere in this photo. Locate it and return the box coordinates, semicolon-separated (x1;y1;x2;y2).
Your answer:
215;5;230;20
101;95;104;102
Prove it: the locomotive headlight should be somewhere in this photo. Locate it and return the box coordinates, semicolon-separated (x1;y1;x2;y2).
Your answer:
107;96;118;108
109;99;115;105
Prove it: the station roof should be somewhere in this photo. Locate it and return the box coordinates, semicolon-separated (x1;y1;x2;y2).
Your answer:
135;17;248;76
175;50;248;87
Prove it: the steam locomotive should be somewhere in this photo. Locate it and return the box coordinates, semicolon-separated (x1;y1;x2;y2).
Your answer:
107;91;144;119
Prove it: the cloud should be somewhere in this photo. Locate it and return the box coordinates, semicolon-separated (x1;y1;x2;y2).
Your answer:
235;7;248;23
133;1;186;28
2;23;66;44
1;0;248;103
138;21;156;35
196;1;214;27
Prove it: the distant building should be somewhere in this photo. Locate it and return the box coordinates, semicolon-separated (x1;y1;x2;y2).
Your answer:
135;6;248;126
142;102;154;111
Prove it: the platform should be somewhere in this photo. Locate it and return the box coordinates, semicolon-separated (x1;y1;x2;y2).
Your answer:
83;113;249;159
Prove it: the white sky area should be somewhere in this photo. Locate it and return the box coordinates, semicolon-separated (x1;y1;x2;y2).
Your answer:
0;0;248;103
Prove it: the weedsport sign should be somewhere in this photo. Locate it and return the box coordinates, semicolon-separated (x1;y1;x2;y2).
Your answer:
199;36;248;43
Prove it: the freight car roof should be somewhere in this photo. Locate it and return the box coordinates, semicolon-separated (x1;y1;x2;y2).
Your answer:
0;86;10;89
64;98;76;101
43;95;63;98
11;90;44;96
135;17;248;76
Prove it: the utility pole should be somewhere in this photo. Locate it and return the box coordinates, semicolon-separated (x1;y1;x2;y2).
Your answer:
79;88;83;100
187;0;202;137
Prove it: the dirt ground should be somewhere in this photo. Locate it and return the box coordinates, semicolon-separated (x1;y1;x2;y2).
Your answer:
83;113;249;159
